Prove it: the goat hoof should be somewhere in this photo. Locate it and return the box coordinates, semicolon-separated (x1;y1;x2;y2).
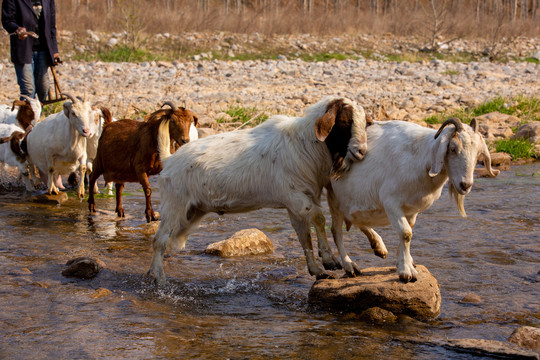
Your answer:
116;209;125;218
89;204;95;213
342;272;357;278
315;272;334;280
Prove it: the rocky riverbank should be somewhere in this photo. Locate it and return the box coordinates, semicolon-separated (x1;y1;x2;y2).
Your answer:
0;33;538;125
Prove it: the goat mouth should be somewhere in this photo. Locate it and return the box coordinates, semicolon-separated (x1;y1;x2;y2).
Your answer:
347;148;364;161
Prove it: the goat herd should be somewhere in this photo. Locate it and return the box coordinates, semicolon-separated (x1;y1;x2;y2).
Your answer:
0;94;498;285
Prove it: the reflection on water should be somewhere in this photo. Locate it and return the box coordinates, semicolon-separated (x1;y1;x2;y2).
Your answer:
0;163;538;359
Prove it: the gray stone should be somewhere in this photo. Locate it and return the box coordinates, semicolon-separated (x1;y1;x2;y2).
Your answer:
308;265;441;321
205;228;274;257
513;122;540;143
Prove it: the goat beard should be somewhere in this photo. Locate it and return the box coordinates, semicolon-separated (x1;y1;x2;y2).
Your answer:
449;182;467;217
331;154;353;180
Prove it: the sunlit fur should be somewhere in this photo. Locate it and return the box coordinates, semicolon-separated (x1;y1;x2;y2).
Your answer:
87;105;198;222
148;96;368;284
327;119;498;283
25;98;96;197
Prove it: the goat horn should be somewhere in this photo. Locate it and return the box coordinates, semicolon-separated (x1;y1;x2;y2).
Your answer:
20;95;32;103
61;93;77;103
161;101;176;111
434;117;463;139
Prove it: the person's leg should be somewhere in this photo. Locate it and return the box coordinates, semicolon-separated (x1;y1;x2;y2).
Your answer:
14;62;36;100
33;51;50;103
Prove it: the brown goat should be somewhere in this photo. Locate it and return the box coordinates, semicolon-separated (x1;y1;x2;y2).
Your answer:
88;102;198;222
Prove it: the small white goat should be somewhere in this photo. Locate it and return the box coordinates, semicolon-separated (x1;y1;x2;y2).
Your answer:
148;96;369;284
25;93;96;197
0;124;34;190
0;95;42;130
326;118;499;282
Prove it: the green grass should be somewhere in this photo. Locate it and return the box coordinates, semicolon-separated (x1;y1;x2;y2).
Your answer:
73;45;166;63
42;101;64;117
442;69;460;76
524;57;539;64
495;138;537;160
218;105;268;126
422;95;540;125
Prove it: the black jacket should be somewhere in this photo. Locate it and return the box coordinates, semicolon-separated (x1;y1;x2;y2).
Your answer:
2;0;58;65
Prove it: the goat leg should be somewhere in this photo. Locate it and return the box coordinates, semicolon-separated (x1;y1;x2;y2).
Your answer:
115;183;125;218
139;173;158;222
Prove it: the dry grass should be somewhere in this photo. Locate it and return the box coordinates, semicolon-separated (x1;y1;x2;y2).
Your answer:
57;0;539;39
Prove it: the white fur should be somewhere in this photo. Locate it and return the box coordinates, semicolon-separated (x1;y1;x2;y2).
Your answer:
0;96;41;128
25;99;96;197
0;124;34;190
148;96;368;284
327;120;498;282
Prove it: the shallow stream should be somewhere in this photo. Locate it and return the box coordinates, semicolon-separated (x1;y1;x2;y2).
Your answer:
0;163;538;359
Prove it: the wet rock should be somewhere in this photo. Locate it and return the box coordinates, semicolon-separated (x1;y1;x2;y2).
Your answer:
441;338;539;359
459;293;482;304
513;122;540;143
308;265;441;321
90;287;113;299
359;307;398;324
30;192;69;205
508;326;540;352
205;228;274;257
62;257;105;279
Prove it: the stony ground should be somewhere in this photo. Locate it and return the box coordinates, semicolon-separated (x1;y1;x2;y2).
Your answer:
0;32;538;128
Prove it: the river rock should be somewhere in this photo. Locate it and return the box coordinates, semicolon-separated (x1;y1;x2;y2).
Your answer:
308;265;441;321
205;228;274;257
359;307;398;324
513;122;540;143
440;338;539;359
508;326;540;352
62;257;105;279
30;192;69;205
489;152;512;167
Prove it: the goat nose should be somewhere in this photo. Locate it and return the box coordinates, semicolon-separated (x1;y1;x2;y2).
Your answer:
460;181;472;192
83;128;90;135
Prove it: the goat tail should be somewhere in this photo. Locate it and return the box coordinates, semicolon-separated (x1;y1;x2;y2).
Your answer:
157;119;172;162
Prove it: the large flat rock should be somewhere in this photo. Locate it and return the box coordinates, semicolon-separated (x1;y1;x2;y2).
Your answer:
308;265;441;321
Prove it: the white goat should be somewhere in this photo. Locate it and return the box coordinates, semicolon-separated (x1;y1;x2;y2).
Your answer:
148;96;369;284
0;124;34;190
326;118;499;283
25;93;96;198
0;95;42;130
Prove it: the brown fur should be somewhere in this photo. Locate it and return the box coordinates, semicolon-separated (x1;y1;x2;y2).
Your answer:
11;100;36;131
0;131;26;161
320;99;361;176
88;105;198;222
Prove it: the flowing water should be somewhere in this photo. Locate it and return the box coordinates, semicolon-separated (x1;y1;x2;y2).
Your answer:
0;163;538;359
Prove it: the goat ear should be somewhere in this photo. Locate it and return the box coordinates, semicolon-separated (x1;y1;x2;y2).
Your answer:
193;116;199;127
428;128;453;177
11;100;25;111
315;106;338;142
470;118;478;133
63;101;73;117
